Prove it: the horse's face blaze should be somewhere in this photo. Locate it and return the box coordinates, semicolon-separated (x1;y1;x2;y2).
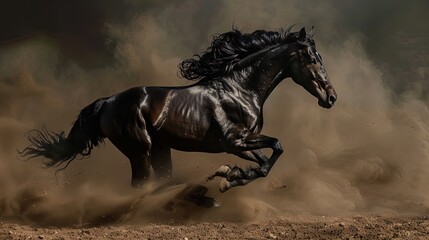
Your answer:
290;39;337;109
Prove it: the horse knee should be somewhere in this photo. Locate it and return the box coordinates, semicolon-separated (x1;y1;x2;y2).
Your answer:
258;168;269;177
273;140;283;154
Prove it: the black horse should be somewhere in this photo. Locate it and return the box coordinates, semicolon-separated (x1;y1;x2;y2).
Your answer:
21;27;336;193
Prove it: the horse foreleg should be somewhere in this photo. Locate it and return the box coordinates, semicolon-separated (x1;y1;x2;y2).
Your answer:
207;150;268;180
234;150;269;165
215;133;283;192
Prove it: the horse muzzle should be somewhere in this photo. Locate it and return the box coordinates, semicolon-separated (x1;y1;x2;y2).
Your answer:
316;83;337;109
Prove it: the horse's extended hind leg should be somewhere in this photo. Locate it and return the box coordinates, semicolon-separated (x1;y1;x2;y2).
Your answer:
150;144;172;180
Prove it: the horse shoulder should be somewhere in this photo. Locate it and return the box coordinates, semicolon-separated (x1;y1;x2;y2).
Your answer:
211;89;262;134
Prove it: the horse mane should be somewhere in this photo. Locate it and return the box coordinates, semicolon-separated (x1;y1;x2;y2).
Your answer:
178;26;304;81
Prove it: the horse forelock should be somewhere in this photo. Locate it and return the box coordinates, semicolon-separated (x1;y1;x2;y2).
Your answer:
179;26;313;81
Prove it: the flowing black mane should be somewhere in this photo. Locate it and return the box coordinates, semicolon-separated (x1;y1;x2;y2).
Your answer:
179;26;307;81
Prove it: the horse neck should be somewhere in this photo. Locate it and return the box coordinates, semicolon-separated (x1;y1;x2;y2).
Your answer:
230;44;293;105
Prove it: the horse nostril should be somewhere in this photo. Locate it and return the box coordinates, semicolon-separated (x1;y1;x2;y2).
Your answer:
328;94;337;105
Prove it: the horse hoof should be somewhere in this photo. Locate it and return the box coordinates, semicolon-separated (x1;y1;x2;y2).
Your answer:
219;179;231;193
208;165;233;181
217;165;232;176
226;167;243;181
218;165;232;174
213;199;222;207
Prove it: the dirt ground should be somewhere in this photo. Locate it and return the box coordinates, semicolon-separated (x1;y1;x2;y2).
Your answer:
1;214;429;240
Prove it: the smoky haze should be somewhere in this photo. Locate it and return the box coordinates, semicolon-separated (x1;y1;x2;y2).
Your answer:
0;0;428;224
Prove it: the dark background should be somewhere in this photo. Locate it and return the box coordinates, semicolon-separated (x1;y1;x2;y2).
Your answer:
0;0;427;96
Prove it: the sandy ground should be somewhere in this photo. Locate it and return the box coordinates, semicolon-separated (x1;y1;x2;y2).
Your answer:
2;215;429;240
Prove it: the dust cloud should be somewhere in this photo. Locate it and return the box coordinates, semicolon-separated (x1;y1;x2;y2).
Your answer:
0;0;428;225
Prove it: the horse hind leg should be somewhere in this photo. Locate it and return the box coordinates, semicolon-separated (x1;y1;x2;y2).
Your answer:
150;144;172;181
106;117;153;187
150;144;220;208
109;136;152;187
129;151;151;188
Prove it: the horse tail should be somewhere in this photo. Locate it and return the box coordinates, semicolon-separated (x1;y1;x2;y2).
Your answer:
19;97;109;169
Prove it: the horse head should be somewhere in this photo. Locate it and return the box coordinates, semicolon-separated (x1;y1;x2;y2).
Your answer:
289;27;337;109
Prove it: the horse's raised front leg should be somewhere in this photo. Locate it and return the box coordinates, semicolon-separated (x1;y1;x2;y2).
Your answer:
211;132;283;192
236;149;269;165
208;149;268;179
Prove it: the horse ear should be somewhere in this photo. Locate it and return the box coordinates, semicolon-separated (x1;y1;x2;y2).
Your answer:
309;26;315;38
299;27;306;41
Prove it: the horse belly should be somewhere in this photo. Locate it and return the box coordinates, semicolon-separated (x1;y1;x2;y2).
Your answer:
164;136;225;153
